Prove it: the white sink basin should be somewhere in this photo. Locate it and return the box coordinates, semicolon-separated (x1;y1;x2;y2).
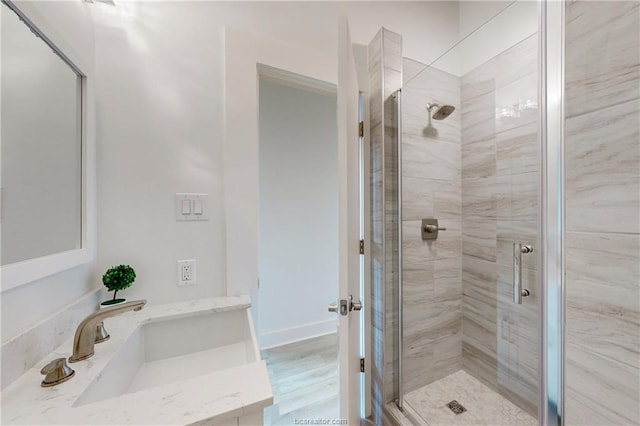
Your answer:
74;308;258;407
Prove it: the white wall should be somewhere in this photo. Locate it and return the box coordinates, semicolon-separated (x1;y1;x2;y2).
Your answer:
93;2;227;304
1;0;99;387
431;0;538;76
258;78;338;348
92;1;461;303
459;0;514;38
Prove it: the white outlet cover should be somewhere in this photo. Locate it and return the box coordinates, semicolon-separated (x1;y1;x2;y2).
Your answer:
177;259;196;286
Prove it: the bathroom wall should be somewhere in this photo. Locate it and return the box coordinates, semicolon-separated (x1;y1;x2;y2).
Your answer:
460;33;539;415
94;2;228;305
92;1;461;305
1;0;100;389
401;59;463;394
436;0;538;76
564;2;640;424
257;78;338;349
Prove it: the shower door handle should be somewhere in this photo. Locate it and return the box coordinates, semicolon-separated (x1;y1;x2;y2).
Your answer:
513;243;532;304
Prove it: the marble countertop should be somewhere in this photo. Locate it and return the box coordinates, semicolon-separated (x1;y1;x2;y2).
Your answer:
1;296;274;425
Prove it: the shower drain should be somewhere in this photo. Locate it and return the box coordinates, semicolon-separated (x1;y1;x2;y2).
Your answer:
446;400;467;415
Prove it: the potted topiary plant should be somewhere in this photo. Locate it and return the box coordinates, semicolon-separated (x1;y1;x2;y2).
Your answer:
101;264;136;306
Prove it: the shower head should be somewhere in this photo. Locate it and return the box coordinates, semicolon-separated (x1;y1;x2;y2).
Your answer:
426;103;456;120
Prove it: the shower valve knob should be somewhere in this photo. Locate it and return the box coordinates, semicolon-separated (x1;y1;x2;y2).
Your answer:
424;224;447;233
421;219;445;241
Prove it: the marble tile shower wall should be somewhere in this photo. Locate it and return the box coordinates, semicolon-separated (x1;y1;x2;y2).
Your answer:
368;28;402;423
460;33;539;417
368;30;384;423
401;58;463;395
564;2;640;425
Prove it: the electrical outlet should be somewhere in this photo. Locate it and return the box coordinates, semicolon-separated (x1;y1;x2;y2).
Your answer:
177;260;196;286
182;263;191;281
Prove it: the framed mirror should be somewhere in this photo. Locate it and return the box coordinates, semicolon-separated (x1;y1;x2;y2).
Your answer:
1;0;92;291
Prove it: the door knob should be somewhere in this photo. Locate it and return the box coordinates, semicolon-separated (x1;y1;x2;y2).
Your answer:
328;299;349;315
328;297;362;315
349;295;362;311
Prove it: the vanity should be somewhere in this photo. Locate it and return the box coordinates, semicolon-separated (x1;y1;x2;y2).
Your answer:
1;296;273;425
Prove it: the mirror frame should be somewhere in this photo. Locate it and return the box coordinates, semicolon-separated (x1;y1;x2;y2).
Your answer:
1;0;96;292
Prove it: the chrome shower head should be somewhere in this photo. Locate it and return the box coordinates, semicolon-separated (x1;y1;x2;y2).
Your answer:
426;103;456;120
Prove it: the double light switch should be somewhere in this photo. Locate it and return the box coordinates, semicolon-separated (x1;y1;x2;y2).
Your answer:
176;193;208;221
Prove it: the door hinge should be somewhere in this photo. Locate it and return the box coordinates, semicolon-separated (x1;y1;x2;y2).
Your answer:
359;239;365;254
360;357;365;373
358;121;364;137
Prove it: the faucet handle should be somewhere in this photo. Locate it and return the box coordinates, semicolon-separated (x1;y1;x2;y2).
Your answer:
95;321;110;343
40;358;75;387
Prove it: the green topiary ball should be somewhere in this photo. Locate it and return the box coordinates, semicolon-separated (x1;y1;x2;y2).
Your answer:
102;265;136;293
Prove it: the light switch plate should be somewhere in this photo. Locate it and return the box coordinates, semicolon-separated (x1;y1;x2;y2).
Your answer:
175;193;208;221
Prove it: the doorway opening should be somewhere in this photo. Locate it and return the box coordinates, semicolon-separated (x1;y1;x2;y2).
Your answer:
256;69;340;424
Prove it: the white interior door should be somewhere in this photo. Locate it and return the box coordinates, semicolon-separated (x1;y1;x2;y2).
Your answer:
337;16;362;425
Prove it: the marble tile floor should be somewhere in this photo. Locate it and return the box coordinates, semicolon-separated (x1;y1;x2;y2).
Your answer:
262;333;339;425
404;370;536;426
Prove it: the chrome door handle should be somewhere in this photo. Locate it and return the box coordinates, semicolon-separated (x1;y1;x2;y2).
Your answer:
513;243;532;304
349;295;362;311
328;296;362;315
328;299;349;315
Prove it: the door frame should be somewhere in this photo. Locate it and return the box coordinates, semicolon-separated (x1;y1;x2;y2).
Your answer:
359;91;372;419
225;24;368;422
223;26;337;297
254;64;338;349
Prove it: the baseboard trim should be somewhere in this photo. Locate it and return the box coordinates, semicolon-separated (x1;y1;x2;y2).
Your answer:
260;318;337;349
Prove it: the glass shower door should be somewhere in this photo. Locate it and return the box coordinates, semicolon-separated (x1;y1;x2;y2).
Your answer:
397;2;542;424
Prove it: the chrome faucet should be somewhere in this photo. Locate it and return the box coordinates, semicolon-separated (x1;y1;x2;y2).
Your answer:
69;300;147;363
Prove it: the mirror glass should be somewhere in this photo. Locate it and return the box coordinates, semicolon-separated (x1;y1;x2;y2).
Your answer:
1;3;83;266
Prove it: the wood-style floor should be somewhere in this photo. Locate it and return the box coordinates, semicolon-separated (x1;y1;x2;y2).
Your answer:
262;333;339;425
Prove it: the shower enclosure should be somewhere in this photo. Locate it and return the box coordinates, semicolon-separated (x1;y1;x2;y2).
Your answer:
368;1;639;425
398;2;541;422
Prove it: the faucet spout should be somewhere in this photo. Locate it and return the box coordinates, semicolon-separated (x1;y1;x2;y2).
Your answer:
69;300;147;363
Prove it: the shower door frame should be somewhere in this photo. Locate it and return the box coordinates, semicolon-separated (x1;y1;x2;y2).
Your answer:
539;0;565;425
